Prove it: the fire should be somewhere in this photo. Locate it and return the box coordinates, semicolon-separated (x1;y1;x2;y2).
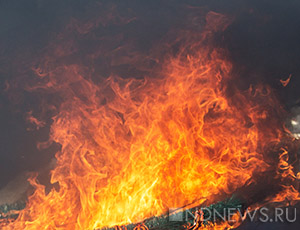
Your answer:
280;75;292;87
1;11;299;230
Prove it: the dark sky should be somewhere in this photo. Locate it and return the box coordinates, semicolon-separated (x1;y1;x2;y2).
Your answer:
0;0;300;229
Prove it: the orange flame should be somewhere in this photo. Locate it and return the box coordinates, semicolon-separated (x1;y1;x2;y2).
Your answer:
2;11;299;230
280;74;292;87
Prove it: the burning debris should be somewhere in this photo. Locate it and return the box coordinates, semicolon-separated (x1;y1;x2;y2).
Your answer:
104;196;245;230
0;202;26;223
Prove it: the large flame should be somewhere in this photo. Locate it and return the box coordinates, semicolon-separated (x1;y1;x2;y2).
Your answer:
2;11;299;230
